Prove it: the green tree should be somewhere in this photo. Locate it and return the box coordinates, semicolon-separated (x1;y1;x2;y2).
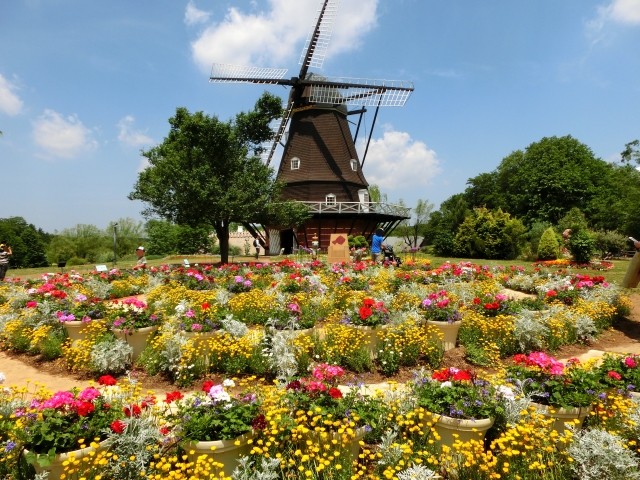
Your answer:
58;224;105;262
368;184;388;203
46;236;77;264
621;139;640;165
106;218;146;258
0;217;50;268
396;199;434;248
537;227;559;260
453;207;527;260
129;93;284;264
465;136;610;225
175;224;215;255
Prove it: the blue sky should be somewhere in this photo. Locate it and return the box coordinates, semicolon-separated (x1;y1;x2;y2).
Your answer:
1;0;639;232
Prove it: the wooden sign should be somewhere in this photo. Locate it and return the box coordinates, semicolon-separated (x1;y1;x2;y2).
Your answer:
622;252;640;288
327;234;350;264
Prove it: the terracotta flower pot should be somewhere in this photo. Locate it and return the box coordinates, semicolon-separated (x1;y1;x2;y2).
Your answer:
63;320;103;348
24;440;108;480
185;431;254;478
113;325;158;360
426;320;462;351
530;402;592;435
431;414;494;448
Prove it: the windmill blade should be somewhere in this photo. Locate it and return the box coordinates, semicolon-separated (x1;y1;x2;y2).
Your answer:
262;101;294;166
307;77;414;107
210;63;289;84
299;0;340;73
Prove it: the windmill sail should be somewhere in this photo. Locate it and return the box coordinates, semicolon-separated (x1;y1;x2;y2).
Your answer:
210;64;288;84
299;0;341;70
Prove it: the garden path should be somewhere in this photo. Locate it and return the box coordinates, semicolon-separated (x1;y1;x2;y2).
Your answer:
3;293;640;395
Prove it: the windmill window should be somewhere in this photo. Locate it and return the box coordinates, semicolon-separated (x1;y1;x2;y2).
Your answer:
350;159;358;171
291;157;300;170
325;194;336;205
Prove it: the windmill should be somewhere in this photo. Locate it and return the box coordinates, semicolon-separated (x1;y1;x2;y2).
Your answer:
210;0;413;254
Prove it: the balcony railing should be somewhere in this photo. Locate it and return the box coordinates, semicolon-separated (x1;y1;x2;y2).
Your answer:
299;201;411;218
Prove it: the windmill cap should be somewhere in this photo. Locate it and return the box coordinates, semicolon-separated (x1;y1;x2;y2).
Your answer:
137;246;145;251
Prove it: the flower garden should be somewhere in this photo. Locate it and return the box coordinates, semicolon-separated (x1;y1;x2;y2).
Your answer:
1;259;640;479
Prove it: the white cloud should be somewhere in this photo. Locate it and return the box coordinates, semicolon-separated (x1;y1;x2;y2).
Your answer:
0;74;23;115
184;1;211;26
117;116;153;147
587;0;640;40
32;109;97;159
190;0;377;72
137;157;150;172
358;126;442;190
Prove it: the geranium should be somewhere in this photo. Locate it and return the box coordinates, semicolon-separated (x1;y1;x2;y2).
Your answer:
598;353;640;393
164;391;184;404
99;375;117;386
110;419;127;434
105;298;160;333
412;368;503;420
507;352;600;408
421;291;461;323
348;297;389;327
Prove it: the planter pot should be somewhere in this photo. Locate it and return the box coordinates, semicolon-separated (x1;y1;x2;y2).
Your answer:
426;320;462;351
299;426;366;459
63;320;104;348
113;325;158;360
351;324;389;359
185;431;254;478
181;330;223;359
631;391;640;400
432;415;494;448
531;403;592;435
24;440;108;480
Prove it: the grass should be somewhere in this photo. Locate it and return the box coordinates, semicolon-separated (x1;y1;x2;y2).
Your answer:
3;251;635;287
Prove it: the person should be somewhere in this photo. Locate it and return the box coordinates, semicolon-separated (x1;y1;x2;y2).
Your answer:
634;240;640;249
0;241;12;281
253;236;261;260
135;246;147;267
370;228;387;263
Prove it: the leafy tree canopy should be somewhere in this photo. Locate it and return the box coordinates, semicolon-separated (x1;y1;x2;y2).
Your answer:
129;93;287;263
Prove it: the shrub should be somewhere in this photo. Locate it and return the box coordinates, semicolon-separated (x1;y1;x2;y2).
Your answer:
527;221;552;257
65;256;87;266
348;235;369;248
568;229;596;264
432;231;455;256
453;207;527;259
537;227;559;260
594;230;628;257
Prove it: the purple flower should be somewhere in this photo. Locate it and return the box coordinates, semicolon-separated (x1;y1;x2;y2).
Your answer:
5;441;16;452
234;276;243;283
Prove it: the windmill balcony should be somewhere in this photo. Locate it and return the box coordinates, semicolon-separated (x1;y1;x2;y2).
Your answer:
299;201;411;217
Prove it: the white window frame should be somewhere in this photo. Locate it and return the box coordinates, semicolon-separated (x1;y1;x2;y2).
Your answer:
325;194;336;205
291;157;300;170
350;159;358;171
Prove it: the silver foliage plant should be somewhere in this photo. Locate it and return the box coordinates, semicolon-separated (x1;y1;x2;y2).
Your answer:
574;313;597;342
231;456;281;480
396;464;439;480
101;415;162;480
90;339;133;374
84;276;112;299
221;314;249;338
263;329;299;380
513;311;548;352
566;428;640;480
375;429;405;471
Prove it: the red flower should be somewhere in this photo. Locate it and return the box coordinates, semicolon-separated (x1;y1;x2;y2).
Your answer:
201;303;210;310
431;369;451;381
513;354;527;365
76;401;95;417
359;307;373;320
110;420;126;434
546;290;557;297
473;298;481;305
164;391;184;404
98;375;117;386
159;426;170;435
252;414;267;430
124;404;141;418
452;370;472;381
363;298;375;308
202;381;215;393
608;371;622;380
328;387;343;399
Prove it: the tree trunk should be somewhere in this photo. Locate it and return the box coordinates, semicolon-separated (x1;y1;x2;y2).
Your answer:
214;221;230;265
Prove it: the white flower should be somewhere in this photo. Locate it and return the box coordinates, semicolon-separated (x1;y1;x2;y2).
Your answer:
498;385;515;399
175;304;186;314
0;372;5;384
223;379;235;388
440;381;453;388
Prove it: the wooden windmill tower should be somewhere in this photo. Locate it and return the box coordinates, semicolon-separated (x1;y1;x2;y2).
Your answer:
210;0;413;254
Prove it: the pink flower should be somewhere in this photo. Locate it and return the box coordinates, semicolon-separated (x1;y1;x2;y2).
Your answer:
549;364;565;375
625;357;636;368
185;310;195;318
608;371;622;380
42;391;76;409
78;387;101;402
305;381;327;392
191;323;202;332
26;301;37;308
